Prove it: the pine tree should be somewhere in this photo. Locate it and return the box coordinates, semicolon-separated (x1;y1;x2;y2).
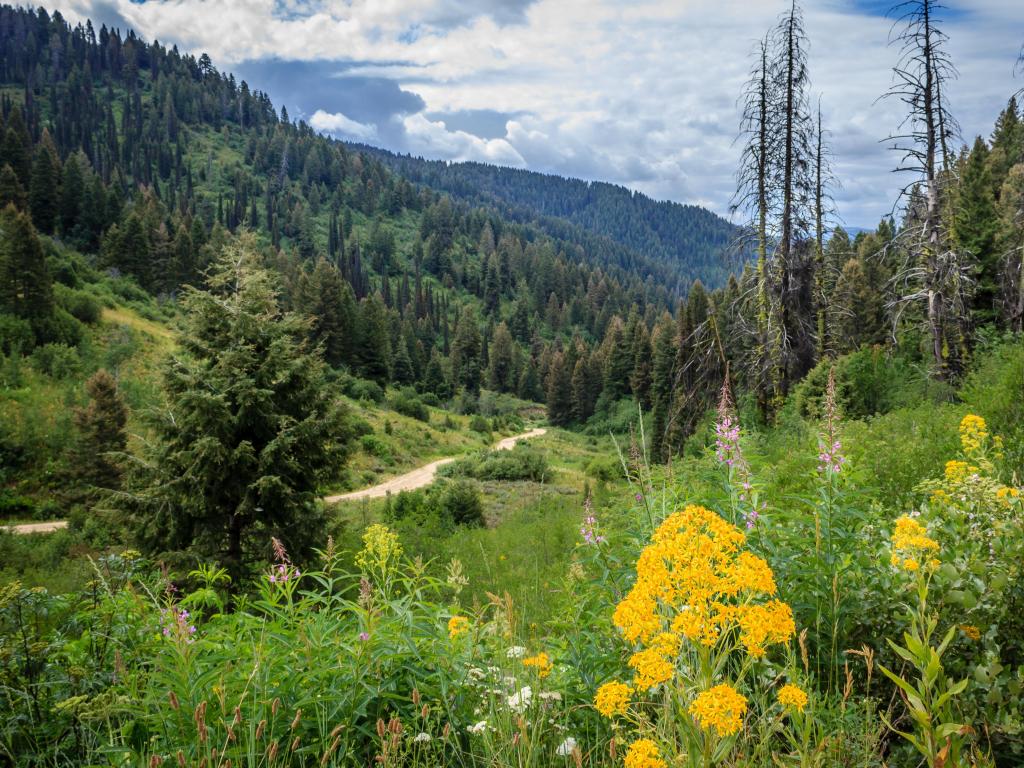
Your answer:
356;293;392;384
59;152;85;236
450;305;482;395
545;350;573;427
0;204;54;340
118;236;353;582
422;349;451;399
486;321;516;392
28;129;61;235
630;320;653;408
70;369;128;501
0;164;26;210
954;137;1000;325
649;313;676;462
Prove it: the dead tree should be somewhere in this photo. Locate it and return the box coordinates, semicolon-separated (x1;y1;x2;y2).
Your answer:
814;98;838;359
883;0;963;379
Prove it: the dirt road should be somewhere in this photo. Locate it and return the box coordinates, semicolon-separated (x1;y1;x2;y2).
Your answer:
3;520;69;534
323;427;547;503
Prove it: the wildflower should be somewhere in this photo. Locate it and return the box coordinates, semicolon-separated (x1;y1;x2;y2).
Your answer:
556;736;577;756
160;607;197;643
777;683;808;713
714;380;746;472
580;504;607;546
413;732;431;743
959;414;988;456
355;524;403;577
997;486;1021;506
623;738;667;768
629;632;679;690
539;691;562;703
594;681;631;718
892;516;939;558
959;624;981;641
448;616;469;639
817;368;847;475
507;686;532;713
358;631;370;642
523;651;553;678
506;646;527;659
688;683;748;737
467;721;488;734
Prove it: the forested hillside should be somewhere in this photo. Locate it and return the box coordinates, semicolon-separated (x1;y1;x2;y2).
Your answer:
356;148;741;291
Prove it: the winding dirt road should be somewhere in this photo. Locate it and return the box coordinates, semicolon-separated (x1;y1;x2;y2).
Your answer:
3;428;549;532
3;520;69;535
323;427;547;503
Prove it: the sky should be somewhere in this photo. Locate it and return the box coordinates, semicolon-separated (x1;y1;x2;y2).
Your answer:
46;0;1024;228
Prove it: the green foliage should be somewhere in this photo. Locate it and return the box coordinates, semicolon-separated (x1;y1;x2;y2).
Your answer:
444;445;549;483
117;237;356;582
390;387;430;422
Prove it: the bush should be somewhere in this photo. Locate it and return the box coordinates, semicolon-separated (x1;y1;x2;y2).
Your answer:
360;434;392;460
0;314;33;355
469;415;491;434
446;445;549;482
390;388;429;422
437;479;484;527
0;490;36;519
586;455;622;482
340;375;385;404
54;285;102;324
32;307;83;347
31;343;81;379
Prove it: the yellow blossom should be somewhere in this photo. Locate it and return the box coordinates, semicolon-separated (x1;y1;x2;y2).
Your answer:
355;524;403;576
736;600;796;657
959;624;981;641
523;651;553;678
448;616;469;639
624;739;667;768
688;683;748;737
959;414;988;456
777;683;809;713
903;558;920;572
629;633;679;690
594;681;631;718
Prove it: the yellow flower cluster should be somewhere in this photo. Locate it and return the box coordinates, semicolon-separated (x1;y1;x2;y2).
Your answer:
891;515;940;572
623;738;667;768
959;414;988;456
688;683;748;737
944;460;977;485
355;524;403;576
997;486;1021;507
959;624;981;641
777;683;808;713
594;681;631;718
448;616;469;639
628;632;679;690
612;506;793;684
523;651;553;678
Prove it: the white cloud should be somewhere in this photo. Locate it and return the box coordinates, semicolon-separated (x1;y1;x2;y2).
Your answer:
309;110;378;141
47;0;1024;226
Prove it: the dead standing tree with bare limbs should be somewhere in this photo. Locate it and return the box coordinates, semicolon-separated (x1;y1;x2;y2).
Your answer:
883;0;964;380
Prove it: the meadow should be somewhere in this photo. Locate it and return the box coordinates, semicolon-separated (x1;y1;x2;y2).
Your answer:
3;337;1023;768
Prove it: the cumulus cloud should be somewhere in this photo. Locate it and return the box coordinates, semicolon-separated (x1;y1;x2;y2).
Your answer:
45;0;1024;226
309;110;378;140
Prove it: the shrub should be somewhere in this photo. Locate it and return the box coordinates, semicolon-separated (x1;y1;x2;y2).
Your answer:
586;455;622;482
437;479;484;527
391;387;429;422
54;285;102;324
446;445;549;482
31;343;81;379
360;434;392;460
469;415;491;434
0;314;33;355
342;375;385;404
0;490;36;519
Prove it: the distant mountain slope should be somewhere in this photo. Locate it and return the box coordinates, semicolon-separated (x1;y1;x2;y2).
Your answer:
354;148;740;290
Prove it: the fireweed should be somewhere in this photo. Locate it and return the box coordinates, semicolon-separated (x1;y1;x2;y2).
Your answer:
598;504;798;766
713;379;763;531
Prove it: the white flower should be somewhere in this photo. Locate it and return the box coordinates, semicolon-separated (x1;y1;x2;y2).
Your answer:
556;737;577;756
506;646;527;658
468;720;489;734
413;732;431;743
507;686;532;713
539;691;562;702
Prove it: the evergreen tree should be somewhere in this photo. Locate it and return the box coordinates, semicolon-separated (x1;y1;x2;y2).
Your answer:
0;204;54;339
70;369;128;500
28;129;61;234
119;237;353;582
450;306;482;395
356;293;392;384
0;164;26;209
954;137;1000;325
59;152;85;236
486;321;516;392
630;320;653;408
545;350;573;427
649;313;676;462
422;348;451;399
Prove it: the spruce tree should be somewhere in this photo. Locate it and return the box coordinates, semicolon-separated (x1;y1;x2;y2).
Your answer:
0;164;26;210
954;137;1000;325
486;322;515;392
70;369;128;500
119;236;354;582
0;204;54;338
450;306;482;395
545;350;573;427
28;130;61;235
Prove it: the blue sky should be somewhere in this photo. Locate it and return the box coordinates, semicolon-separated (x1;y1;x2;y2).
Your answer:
48;0;1024;228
